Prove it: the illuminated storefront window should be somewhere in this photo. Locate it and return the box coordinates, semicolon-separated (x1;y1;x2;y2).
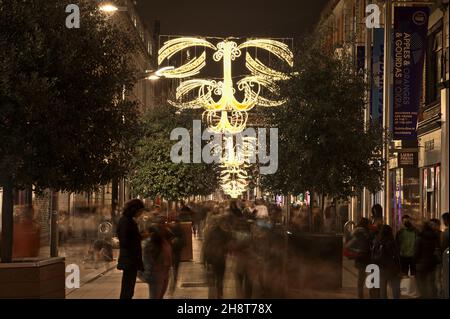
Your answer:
422;165;441;220
390;168;420;232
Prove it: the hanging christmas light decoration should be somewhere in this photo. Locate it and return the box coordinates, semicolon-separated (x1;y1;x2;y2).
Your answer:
158;37;293;133
219;135;257;198
158;36;293;197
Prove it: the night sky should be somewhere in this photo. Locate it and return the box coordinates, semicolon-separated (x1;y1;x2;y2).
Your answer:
136;0;329;38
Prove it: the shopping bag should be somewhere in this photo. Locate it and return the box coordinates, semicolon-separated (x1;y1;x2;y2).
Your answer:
400;276;420;298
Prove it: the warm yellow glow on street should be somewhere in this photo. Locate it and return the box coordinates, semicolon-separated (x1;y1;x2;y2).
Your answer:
99;3;119;13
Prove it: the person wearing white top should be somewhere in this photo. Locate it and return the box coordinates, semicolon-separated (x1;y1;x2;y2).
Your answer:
254;204;269;219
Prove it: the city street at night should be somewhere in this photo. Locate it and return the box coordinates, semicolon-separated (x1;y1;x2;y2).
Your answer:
0;0;449;308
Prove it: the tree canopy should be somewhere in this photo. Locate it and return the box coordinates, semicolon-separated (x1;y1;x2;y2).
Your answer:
0;0;140;192
130;106;220;201
261;37;384;199
0;0;141;262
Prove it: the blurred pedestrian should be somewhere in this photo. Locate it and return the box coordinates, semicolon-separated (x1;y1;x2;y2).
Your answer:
441;213;449;299
141;224;173;299
430;218;444;298
370;204;384;239
415;221;439;298
230;220;253;298
323;202;336;233
117;199;146;299
254;199;269;220
312;206;323;233
372;225;401;299
441;213;449;252
170;218;186;293
203;216;232;299
396;215;417;277
230;200;243;218
347;218;372;299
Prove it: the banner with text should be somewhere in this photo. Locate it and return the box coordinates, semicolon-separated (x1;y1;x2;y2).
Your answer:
393;7;429;140
371;28;384;125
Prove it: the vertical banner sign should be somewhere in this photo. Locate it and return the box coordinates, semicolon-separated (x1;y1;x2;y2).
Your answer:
393;7;429;140
371;28;384;125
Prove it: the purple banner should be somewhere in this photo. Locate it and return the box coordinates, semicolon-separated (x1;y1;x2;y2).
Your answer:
393;7;429;140
371;28;384;125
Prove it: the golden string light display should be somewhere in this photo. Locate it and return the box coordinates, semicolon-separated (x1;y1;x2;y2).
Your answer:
158;36;293;197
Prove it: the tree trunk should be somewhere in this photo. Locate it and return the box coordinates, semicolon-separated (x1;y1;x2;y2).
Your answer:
285;195;291;227
1;175;14;263
321;191;325;219
50;190;59;257
309;191;314;232
111;178;118;232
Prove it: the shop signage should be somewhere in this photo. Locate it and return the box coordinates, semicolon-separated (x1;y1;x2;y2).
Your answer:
425;139;435;151
398;152;418;167
371;28;384;125
393;7;429;140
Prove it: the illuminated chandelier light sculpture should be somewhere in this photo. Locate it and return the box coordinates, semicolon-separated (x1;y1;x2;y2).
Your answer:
158;37;293;134
158;36;293;198
220;136;256;198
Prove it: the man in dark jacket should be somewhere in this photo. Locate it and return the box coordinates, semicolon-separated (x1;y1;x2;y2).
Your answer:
117;199;147;299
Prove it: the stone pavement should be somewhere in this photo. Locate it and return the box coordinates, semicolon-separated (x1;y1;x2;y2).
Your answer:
67;235;361;299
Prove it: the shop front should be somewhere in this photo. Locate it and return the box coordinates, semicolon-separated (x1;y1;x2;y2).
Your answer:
418;128;442;221
389;151;420;233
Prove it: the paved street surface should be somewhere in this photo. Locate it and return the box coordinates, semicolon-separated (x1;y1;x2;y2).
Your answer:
67;235;362;299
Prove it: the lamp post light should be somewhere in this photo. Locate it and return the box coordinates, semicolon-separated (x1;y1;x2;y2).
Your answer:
144;66;175;80
98;2;127;13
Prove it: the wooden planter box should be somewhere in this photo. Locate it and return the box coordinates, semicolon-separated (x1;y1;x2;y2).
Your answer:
0;257;65;299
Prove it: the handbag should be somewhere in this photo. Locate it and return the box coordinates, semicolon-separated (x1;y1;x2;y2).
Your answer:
343;236;365;260
400;276;420;298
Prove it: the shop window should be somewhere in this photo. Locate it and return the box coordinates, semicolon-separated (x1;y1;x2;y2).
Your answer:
422;165;441;220
391;168;420;233
426;23;443;105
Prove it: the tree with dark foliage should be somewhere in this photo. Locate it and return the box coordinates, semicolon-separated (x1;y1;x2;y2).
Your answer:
0;0;140;262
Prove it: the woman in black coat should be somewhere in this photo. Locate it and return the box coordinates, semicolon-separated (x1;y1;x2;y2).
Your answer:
117;199;146;299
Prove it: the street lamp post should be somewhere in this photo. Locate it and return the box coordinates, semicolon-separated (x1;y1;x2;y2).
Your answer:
98;2;127;13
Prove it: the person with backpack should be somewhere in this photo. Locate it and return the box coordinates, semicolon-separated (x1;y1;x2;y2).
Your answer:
396;215;417;277
372;225;401;299
345;217;372;298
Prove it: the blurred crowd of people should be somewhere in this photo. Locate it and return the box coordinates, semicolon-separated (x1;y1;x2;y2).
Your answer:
346;204;449;299
116;197;287;299
115;197;448;300
201;199;287;299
